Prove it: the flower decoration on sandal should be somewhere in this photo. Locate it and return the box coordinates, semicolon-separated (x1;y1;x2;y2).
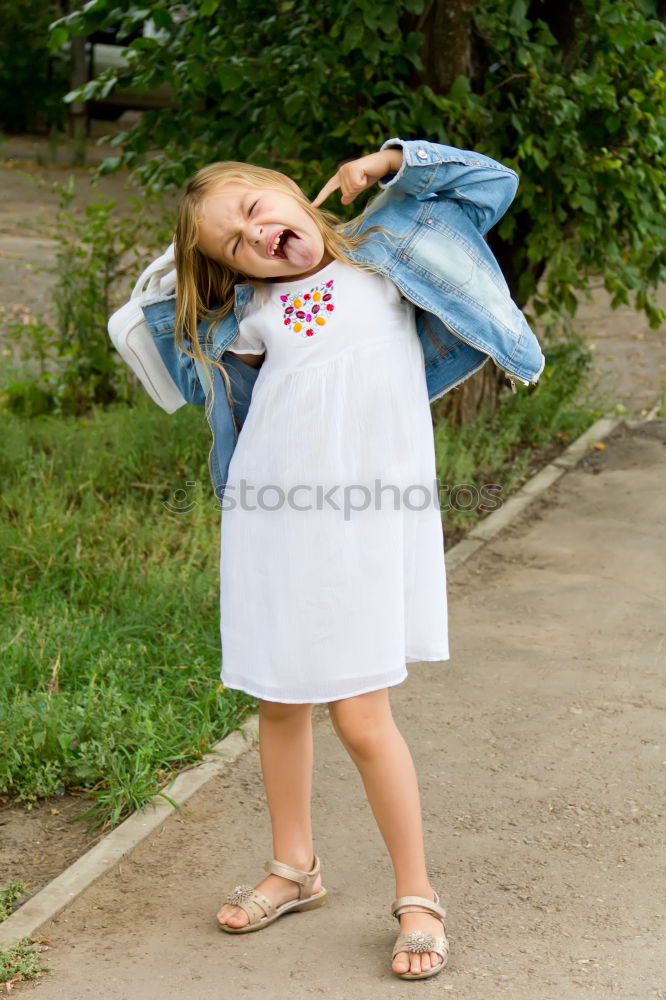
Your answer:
401;930;438;954
280;279;335;338
227;884;255;905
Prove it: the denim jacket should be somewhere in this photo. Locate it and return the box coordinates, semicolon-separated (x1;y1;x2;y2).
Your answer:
141;138;546;502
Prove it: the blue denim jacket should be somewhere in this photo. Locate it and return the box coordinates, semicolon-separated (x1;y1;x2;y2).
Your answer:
141;138;545;501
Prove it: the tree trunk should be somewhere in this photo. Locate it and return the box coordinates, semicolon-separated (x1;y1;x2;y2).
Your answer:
413;0;508;427
430;357;501;426
486;212;547;308
417;0;472;92
68;33;89;162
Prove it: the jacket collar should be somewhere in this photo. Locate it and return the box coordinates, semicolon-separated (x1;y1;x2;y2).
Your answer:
233;282;255;320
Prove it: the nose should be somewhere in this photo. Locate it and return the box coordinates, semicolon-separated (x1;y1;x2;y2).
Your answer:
249;223;263;246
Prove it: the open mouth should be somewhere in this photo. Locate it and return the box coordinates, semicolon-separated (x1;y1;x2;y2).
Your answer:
268;228;297;259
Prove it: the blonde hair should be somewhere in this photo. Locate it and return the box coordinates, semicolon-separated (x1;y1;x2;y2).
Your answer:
172;160;396;424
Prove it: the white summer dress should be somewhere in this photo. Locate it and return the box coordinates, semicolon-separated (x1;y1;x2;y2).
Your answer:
218;257;449;703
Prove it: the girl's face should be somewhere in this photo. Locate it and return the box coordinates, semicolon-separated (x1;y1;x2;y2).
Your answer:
196;182;329;281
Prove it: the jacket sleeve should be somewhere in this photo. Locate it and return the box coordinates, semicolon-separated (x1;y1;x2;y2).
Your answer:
376;138;518;236
141;298;207;407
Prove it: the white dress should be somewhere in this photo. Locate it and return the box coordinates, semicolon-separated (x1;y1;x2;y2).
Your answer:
218;257;449;703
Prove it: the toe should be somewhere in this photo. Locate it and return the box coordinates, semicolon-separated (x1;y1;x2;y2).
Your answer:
229;905;249;926
421;954;431;971
430;950;442;967
410;953;422;974
392;951;410;973
219;904;248;927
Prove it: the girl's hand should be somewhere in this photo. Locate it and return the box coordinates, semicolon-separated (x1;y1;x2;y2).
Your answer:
311;149;403;208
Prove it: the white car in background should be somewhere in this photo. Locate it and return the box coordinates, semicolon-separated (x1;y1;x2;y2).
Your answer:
83;20;175;120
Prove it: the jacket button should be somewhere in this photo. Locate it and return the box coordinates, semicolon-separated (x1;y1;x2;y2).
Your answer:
417;149;428;160
426;219;433;225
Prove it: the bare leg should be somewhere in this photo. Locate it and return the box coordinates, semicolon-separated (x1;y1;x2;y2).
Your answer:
217;699;322;927
328;688;445;975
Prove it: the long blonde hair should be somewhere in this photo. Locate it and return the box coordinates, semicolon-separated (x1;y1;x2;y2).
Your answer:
173;161;393;421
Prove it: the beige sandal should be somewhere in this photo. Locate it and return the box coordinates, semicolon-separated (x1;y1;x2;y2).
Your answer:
390;891;450;980
217;853;328;934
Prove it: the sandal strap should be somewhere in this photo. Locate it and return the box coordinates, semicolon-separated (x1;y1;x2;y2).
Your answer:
392;930;449;961
225;885;276;924
265;854;320;899
391;893;447;923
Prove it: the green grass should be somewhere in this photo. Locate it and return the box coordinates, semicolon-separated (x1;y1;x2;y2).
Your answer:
0;882;27;922
0;937;50;986
0;334;609;828
0;394;257;829
433;336;608;543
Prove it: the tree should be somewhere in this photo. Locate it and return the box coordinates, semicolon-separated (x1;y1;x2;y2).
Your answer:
51;0;666;423
0;0;70;132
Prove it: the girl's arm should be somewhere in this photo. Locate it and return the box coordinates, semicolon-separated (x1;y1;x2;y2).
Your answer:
313;139;518;236
377;138;518;234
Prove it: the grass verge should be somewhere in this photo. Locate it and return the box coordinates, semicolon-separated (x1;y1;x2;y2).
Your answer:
1;394;257;830
433;337;609;545
0;937;51;987
0;882;28;922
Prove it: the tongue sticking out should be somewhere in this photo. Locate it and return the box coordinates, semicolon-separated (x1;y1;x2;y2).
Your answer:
281;230;316;270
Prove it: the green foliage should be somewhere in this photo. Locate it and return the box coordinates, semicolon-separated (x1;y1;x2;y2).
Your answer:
2;180;172;417
470;0;666;329
433;335;606;544
49;0;666;334
0;882;27;922
0;0;70;132
0;396;257;829
49;0;434;190
0;938;50;986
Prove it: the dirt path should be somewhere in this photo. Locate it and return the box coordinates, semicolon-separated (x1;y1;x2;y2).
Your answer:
18;417;666;999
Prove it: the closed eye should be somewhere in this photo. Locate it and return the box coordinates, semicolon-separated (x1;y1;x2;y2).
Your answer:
232;200;258;256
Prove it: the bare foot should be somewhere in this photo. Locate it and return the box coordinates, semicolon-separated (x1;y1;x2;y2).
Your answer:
217;866;322;929
392;898;448;976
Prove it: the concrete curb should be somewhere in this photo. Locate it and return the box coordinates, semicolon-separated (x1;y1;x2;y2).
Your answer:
447;415;621;569
0;719;259;946
1;401;661;947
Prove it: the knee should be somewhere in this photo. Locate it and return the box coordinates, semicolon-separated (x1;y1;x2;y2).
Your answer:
336;724;385;758
328;693;393;757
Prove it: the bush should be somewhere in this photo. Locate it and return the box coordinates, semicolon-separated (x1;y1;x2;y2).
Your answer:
433;335;606;544
0;0;71;133
2;179;173;417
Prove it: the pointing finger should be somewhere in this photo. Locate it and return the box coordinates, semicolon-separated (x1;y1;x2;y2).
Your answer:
311;172;341;208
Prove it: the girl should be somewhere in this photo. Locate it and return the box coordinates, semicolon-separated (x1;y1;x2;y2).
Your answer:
140;139;544;981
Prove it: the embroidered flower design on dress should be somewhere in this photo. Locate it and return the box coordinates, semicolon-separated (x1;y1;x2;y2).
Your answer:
280;278;334;338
